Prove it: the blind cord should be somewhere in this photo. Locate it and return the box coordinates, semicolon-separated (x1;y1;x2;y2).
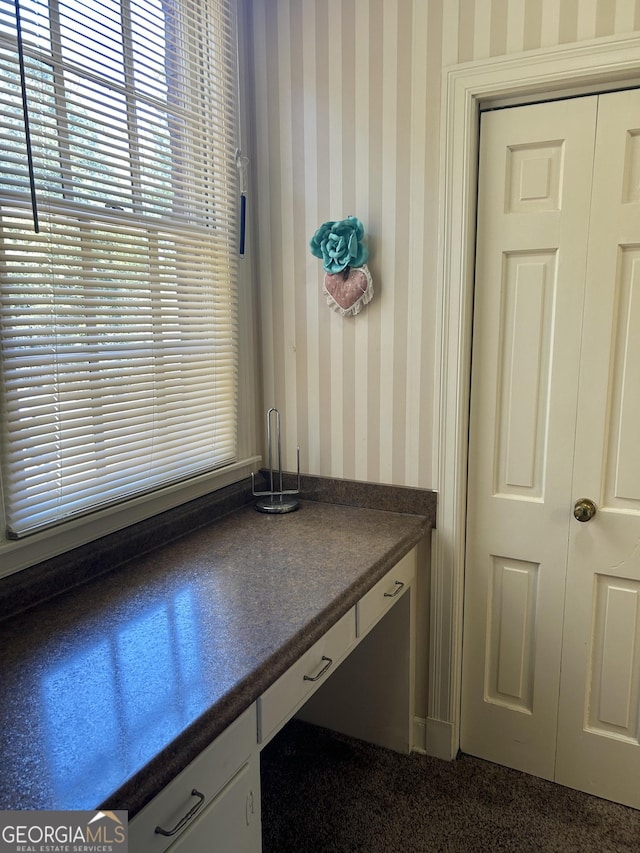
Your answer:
13;0;39;233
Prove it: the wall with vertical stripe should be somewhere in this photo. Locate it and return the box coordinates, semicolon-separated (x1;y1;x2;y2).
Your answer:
248;0;640;489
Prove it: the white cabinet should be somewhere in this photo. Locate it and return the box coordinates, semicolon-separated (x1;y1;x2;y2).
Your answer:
257;607;356;747
298;550;416;753
129;704;259;853
357;549;416;638
130;546;418;852
164;756;260;853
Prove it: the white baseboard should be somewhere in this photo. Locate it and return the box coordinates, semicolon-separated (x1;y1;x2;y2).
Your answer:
412;716;457;760
412;716;427;753
427;717;456;760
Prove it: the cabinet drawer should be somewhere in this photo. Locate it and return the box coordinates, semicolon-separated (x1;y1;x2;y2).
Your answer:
257;607;356;746
357;548;415;638
165;755;260;853
130;704;257;853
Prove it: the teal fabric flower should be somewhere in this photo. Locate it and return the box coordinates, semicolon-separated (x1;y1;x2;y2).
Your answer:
310;216;368;273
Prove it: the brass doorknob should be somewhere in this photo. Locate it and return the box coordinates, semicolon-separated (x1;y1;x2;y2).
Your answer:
573;498;597;522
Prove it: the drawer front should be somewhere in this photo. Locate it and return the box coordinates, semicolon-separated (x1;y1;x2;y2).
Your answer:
357;548;415;638
166;756;261;853
257;607;356;746
130;704;257;853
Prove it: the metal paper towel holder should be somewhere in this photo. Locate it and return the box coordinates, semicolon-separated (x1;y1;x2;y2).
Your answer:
251;407;300;513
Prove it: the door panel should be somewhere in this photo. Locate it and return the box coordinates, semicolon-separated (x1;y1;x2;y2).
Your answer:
462;96;598;779
555;89;640;809
494;250;556;497
588;575;640;738
485;556;538;713
603;247;640;506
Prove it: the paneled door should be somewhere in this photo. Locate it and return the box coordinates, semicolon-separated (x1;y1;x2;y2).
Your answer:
555;91;640;808
462;89;640;808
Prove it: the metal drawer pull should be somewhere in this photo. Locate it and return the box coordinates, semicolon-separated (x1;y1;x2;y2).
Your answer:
155;789;205;836
384;580;404;598
303;655;333;682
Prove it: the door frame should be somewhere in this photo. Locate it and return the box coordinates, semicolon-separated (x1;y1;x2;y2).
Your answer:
430;34;640;761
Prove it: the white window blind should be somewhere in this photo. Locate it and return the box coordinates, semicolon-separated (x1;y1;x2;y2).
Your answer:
0;0;240;537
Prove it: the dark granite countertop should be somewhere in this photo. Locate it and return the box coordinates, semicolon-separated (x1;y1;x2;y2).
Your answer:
0;476;435;817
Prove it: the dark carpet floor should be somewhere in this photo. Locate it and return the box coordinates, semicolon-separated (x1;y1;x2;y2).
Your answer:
260;719;640;853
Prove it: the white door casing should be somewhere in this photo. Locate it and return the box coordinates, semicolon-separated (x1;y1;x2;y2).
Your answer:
431;35;640;762
461;96;598;780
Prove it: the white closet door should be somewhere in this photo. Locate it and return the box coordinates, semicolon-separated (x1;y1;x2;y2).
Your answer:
462;96;598;779
464;89;640;809
556;89;640;809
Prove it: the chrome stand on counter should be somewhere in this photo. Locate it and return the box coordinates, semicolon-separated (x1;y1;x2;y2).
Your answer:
251;407;300;513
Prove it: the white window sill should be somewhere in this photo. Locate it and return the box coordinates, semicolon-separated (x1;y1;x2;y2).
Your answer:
0;456;262;580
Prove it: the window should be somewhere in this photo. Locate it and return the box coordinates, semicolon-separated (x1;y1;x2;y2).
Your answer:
0;0;241;541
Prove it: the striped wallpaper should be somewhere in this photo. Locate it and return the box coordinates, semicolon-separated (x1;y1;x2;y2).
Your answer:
247;0;640;491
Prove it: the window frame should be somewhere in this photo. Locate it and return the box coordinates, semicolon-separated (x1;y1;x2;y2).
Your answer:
0;0;259;577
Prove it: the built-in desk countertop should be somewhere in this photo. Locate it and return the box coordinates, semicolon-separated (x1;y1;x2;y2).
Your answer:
0;475;435;817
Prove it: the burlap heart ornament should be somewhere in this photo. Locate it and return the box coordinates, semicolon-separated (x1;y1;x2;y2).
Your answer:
310;216;373;317
323;264;373;316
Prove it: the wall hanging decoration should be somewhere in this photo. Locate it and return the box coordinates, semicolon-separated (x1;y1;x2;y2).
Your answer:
309;215;373;316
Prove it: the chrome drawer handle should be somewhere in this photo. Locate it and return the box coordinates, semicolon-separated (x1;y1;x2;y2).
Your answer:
384;580;404;598
155;789;205;836
303;655;333;682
